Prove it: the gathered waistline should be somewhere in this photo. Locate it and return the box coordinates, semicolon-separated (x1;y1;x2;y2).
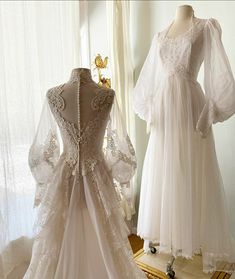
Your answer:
162;68;201;89
61;151;106;176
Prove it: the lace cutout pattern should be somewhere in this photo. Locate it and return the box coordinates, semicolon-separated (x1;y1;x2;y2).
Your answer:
47;83;116;176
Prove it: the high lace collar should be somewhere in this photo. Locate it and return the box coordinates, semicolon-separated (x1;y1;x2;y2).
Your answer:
69;68;93;84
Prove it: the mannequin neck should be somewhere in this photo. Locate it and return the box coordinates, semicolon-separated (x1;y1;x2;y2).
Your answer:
69;68;93;84
175;5;194;21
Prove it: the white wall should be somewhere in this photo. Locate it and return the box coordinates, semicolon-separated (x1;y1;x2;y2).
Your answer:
88;1;235;235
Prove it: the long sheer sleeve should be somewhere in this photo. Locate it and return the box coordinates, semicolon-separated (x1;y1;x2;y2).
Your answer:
105;96;136;184
104;96;137;219
196;18;235;137
28;98;60;207
132;34;159;132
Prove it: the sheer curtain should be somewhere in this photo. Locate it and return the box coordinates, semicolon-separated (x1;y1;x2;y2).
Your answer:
106;0;137;226
0;1;89;277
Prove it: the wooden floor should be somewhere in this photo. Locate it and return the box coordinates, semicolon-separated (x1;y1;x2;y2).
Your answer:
128;235;232;279
129;234;144;254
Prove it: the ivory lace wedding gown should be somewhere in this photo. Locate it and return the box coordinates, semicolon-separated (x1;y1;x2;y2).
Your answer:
133;17;235;273
24;68;145;279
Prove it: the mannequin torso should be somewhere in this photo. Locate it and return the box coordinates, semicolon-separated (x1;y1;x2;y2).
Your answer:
166;5;195;39
60;68;114;128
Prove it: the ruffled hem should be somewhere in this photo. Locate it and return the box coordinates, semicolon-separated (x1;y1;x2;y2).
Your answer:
137;234;235;274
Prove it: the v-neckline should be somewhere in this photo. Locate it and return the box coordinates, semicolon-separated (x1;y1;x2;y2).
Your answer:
165;16;195;41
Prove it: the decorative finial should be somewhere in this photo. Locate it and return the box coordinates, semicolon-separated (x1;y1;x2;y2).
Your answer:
93;54;111;88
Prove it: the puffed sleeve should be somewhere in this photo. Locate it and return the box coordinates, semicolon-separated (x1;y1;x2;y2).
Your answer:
196;18;235;137
104;95;137;220
133;34;159;132
28;98;60;207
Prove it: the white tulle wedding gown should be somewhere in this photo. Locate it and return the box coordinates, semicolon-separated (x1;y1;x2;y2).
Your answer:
23;68;146;279
133;17;235;273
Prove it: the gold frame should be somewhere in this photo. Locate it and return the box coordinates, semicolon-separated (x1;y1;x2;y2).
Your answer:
133;249;232;279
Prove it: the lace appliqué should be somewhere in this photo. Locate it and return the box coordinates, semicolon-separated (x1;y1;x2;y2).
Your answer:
84;169;144;278
42;133;59;168
47;84;66;111
47;83;116;178
28;129;60;207
29;132;59;170
47;85;79;168
104;118;137;186
91;88;114;111
80;89;115;175
106;128;136;167
157;19;206;79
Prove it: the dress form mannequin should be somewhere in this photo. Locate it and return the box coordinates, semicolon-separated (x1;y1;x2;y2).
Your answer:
166;5;195;39
60;68;111;126
61;69;116;127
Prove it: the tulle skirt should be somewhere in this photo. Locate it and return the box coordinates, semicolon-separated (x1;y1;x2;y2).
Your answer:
23;155;145;279
137;74;235;273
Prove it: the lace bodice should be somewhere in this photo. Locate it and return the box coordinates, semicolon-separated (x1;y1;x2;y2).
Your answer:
29;69;137;208
157;17;206;81
47;82;114;171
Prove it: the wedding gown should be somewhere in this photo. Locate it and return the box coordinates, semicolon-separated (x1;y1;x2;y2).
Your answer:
24;68;146;279
133;17;235;273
